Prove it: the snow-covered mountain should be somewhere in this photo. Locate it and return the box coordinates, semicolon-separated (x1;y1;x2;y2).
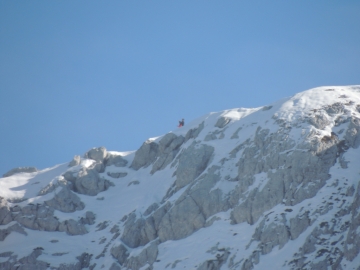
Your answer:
1;86;360;270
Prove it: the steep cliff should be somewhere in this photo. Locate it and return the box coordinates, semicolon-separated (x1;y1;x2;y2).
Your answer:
1;86;360;269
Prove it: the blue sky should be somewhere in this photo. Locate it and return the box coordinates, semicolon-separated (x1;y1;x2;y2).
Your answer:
1;1;359;175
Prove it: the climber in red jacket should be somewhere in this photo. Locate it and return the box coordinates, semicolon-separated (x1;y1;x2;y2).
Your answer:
178;118;184;127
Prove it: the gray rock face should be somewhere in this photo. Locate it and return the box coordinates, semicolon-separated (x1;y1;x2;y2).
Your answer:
125;240;159;270
215;116;231;128
74;167;113;196
0;197;12;225
111;244;129;265
3;167;38;177
84;147;107;162
151;133;184;174
68;155;81;167
120;167;228;251
0;223;27;241
308;113;330;130
14;204;60;232
175;142;214;189
344;184;360;261
105;154;128;167
120;213;157;248
45;187;85;212
130;140;159;170
197;247;230;270
107;172;128;178
130;133;185;173
185;122;205;141
231;126;340;225
345;117;360;148
58;219;88;235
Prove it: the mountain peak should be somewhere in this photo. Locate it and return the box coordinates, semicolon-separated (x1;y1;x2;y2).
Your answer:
1;85;360;270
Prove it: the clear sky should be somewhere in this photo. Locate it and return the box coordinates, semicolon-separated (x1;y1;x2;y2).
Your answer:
1;1;359;175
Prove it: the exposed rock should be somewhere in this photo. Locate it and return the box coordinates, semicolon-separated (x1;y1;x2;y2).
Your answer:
175;142;214;189
57;252;93;270
80;211;96;225
74;167;113;196
68;155;81;167
0;197;12;225
344;183;360;261
215;116;231;128
58;219;87;235
14;204;60;232
158;194;206;242
308;113;330;130
45;187;85;212
105;154;128;167
107;172;128;178
325;102;344;115
344;117;360;148
3;167;38;178
197;247;230;270
120;213;157;248
0;223;27;241
130;140;159;170
84;147;107;162
125;240;159;270
185;122;205;142
231;126;340;225
111;244;129;265
17;247;49;270
38;176;72;196
144;203;159;216
151;133;184;174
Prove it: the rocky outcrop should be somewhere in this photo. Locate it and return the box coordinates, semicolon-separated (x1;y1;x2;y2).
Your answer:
68;155;81;167
3;167;38;177
0;197;12;225
131;133;185;173
107;172;128;178
231;125;340;225
73;167;113;196
174;142;214;190
105;154;128;167
0;223;27;241
125;240;159;270
45;187;85;212
151;133;184;174
130;140;159;170
111;244;129;265
84;147;107;162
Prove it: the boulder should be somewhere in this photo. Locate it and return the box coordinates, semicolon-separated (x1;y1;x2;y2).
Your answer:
74;167;113;196
58;219;87;235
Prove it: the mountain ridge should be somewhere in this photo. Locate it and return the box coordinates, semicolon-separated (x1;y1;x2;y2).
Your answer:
1;85;360;270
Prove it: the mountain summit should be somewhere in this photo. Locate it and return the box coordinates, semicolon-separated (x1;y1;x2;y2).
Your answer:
1;86;360;270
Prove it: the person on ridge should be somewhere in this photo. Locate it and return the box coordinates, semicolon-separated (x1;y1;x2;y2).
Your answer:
178;118;184;127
